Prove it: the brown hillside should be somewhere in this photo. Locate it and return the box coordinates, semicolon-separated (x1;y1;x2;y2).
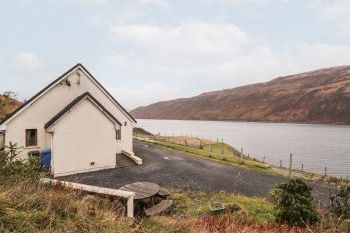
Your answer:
0;94;21;121
131;65;350;124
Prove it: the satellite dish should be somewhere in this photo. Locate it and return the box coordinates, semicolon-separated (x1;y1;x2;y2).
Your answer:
65;78;71;86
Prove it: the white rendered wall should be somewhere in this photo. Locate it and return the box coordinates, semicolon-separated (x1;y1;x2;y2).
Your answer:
52;99;117;176
0;134;4;149
4;68;134;160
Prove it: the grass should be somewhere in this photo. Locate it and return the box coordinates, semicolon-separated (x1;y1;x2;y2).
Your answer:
1;180;344;233
0;139;346;232
0;180;134;233
136;135;279;176
135;134;350;186
171;189;275;224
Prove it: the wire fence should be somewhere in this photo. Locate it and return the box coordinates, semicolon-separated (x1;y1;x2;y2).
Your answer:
135;131;347;180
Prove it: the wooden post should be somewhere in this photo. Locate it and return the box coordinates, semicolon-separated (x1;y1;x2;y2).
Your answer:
280;160;282;168
325;166;327;176
221;139;224;154
127;196;134;218
288;153;293;178
185;139;187;151
240;147;244;164
301;163;304;172
263;156;265;163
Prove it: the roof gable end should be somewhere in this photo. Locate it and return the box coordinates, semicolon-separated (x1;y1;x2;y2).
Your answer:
0;63;136;129
44;92;122;129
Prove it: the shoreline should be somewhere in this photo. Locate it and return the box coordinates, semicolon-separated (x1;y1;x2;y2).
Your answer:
135;118;350;127
133;131;348;186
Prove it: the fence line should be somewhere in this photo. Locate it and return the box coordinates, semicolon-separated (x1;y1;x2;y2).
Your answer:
134;132;344;179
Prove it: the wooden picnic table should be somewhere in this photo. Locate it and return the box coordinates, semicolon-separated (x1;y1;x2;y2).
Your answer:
119;182;160;200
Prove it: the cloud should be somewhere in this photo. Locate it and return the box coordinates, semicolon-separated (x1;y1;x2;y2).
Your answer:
111;83;184;109
74;0;106;5
14;52;44;72
311;0;350;34
105;19;350;108
139;0;169;9
88;11;109;25
108;20;275;87
223;0;272;6
222;0;291;6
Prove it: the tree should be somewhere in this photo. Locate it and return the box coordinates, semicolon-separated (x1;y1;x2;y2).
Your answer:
271;179;319;227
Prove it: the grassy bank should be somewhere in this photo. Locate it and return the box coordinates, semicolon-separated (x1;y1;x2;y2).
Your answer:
0;143;345;232
1;180;344;233
134;130;348;185
134;134;281;176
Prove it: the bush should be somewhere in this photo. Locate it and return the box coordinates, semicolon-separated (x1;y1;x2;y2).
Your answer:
270;179;319;227
0;142;41;182
329;186;350;221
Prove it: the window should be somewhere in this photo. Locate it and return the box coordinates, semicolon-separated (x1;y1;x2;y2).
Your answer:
116;128;121;140
25;129;37;147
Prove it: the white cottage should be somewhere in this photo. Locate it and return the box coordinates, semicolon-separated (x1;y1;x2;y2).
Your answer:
0;63;137;177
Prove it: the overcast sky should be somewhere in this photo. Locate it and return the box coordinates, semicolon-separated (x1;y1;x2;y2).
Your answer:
2;0;350;109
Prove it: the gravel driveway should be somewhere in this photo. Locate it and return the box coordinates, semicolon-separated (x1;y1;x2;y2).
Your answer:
60;140;334;202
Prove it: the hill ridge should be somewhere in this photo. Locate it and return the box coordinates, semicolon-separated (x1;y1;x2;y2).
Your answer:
131;65;350;124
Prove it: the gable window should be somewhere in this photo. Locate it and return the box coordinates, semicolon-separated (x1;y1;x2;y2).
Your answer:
26;129;37;147
116;128;121;140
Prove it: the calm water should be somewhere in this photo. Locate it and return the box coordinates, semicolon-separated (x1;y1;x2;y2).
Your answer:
137;119;350;178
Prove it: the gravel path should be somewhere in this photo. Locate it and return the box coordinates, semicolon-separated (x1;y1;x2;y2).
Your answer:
60;140;334;202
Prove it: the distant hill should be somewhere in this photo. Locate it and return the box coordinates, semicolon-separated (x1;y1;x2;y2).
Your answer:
0;93;21;121
131;65;350;124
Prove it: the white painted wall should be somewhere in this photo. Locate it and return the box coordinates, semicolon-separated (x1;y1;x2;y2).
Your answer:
0;133;4;149
52;99;117;176
4;67;134;160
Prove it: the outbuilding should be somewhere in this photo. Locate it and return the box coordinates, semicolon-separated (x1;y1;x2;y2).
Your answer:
0;64;137;177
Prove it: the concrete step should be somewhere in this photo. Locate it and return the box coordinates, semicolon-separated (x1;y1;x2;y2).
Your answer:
116;154;136;168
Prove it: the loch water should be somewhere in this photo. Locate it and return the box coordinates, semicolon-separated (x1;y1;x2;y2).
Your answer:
137;119;350;178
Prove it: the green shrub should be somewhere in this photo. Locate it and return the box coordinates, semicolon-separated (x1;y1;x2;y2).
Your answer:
329;186;350;221
0;142;41;182
271;179;319;227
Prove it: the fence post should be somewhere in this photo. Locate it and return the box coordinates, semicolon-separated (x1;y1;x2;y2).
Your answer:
301;163;304;172
221;139;224;154
325;166;327;176
288;153;293;178
263;156;265;163
240;148;244;164
185;139;187;152
280;160;282;168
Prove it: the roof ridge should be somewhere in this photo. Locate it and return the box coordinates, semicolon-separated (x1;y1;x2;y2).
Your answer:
0;63;136;127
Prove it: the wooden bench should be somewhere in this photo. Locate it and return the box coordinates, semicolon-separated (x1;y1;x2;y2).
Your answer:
40;178;135;218
157;187;170;198
145;200;173;216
